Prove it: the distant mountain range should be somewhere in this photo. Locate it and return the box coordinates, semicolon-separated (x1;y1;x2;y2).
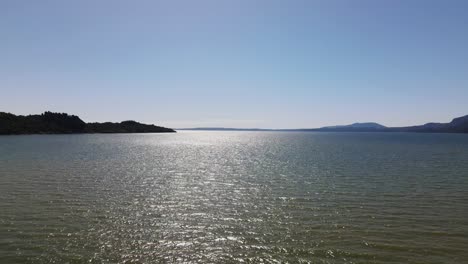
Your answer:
318;122;387;131
0;112;175;135
387;115;468;133
179;115;468;134
2;112;468;135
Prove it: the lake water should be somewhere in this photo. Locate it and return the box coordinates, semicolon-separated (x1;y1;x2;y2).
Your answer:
0;132;467;263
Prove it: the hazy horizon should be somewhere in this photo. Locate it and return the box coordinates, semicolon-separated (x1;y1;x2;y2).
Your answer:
1;1;468;129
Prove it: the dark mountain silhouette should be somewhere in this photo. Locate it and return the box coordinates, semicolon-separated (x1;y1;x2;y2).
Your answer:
390;115;468;133
0;111;175;135
180;115;468;134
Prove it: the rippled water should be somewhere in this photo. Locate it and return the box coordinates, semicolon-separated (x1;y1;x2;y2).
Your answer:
0;132;467;263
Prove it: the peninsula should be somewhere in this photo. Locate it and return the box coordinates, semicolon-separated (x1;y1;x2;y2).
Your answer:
0;112;175;135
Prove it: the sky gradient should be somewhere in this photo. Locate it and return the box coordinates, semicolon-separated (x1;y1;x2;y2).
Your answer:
1;0;467;128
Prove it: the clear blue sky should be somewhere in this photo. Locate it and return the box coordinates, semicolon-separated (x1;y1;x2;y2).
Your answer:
1;0;467;128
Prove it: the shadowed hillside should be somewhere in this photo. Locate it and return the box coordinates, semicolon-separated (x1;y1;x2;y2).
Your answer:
0;112;175;135
390;115;468;133
85;120;175;133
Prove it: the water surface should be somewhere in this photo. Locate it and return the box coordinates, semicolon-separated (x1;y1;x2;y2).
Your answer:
1;132;467;263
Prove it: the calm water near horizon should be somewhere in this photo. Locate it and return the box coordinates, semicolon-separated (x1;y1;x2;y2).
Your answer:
0;131;467;263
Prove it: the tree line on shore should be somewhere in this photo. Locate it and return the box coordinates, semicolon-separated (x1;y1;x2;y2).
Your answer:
0;111;175;134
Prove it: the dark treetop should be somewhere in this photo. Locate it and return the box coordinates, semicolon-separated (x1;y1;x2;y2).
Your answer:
0;112;175;135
